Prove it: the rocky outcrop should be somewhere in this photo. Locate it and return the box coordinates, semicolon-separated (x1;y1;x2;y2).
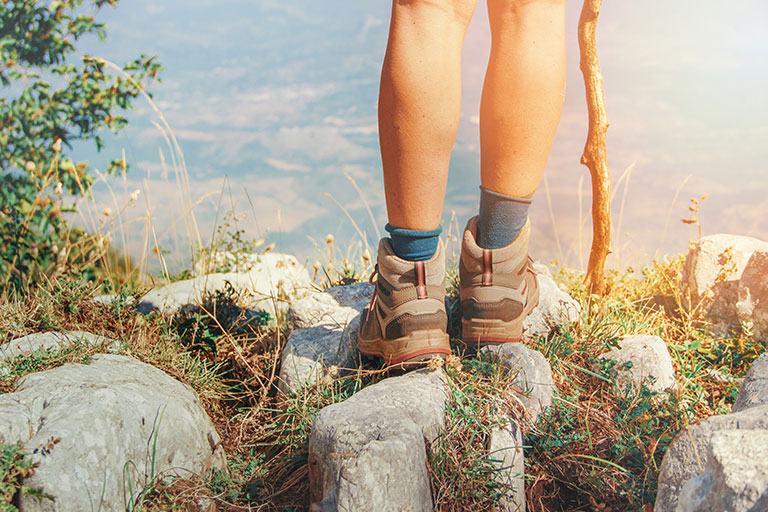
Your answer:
279;282;373;393
524;271;581;338
308;369;448;512
598;335;676;393
0;354;225;512
136;252;312;322
677;429;768;512
655;352;768;511
682;235;768;334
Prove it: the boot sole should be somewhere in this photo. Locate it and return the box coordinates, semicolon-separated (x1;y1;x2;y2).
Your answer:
358;329;451;366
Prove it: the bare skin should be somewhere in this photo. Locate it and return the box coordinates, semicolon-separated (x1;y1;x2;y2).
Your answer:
379;0;566;230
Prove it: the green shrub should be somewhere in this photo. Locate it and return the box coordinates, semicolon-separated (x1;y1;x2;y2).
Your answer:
0;0;162;291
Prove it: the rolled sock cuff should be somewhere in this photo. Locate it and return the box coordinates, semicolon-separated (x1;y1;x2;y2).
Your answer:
385;223;442;261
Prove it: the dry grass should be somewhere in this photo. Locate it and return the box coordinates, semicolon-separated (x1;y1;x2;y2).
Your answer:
1;252;765;511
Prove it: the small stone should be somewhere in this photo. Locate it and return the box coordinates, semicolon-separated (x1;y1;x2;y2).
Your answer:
682;234;768;333
677;429;768;512
286;293;344;330
655;404;768;512
733;352;768;413
324;282;375;313
524;272;581;338
137;253;312;322
531;262;553;279
598;335;676;393
736;250;768;342
279;309;360;394
0;331;118;363
489;419;525;512
308;369;448;512
0;354;225;512
480;342;555;422
279;283;373;393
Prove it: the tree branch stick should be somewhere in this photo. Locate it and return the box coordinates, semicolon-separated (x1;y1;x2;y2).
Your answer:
578;0;611;295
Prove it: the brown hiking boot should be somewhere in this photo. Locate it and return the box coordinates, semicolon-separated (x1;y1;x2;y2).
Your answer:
459;216;539;346
358;238;452;365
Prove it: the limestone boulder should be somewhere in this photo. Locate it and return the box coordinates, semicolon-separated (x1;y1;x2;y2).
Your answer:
308;369;448;512
0;354;225;512
598;335;676;393
524;272;581;338
655;404;768;511
682;234;768;333
736;250;768;342
677;429;768;512
137;252;312;322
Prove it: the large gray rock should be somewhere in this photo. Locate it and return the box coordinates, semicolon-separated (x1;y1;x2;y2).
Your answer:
481;342;555;422
0;354;225;512
524;272;581;338
682;235;768;333
734;353;768;413
279;283;373;393
308;369;448;512
138;252;312;322
655;404;768;511
677;429;768;512
598;335;676;393
736;250;768;341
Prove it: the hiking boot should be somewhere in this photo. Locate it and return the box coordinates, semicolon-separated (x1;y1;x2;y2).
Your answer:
459;216;539;346
358;238;452;365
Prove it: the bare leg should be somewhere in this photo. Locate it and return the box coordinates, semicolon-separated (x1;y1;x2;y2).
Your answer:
481;0;566;197
379;0;478;231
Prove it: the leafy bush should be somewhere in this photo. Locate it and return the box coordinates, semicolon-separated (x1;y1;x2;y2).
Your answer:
0;0;162;291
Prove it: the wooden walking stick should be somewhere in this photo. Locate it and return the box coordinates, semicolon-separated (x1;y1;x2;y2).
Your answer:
578;0;611;295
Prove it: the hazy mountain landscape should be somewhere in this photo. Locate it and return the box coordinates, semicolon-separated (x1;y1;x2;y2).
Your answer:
71;0;768;272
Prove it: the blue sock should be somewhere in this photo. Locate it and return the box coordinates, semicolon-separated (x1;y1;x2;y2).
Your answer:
385;224;442;261
477;186;534;249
